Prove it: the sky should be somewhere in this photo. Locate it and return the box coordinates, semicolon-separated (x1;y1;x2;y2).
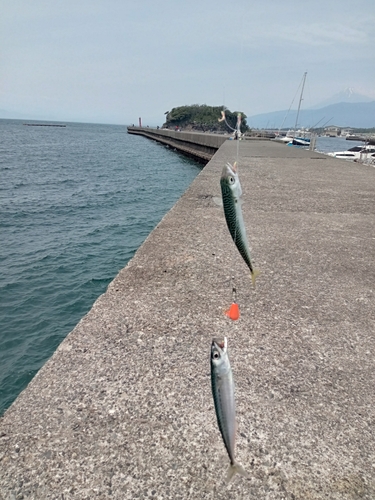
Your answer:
1;0;374;125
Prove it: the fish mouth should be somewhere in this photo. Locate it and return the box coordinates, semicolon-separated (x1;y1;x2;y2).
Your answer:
221;162;236;180
212;337;227;352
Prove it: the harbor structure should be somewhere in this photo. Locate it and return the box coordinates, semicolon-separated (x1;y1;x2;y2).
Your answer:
1;135;374;499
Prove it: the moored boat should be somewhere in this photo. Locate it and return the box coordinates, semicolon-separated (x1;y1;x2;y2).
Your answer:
327;144;375;161
287;136;310;147
275;72;312;148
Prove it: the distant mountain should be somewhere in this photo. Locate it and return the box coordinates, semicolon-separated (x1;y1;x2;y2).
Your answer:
247;101;375;129
310;88;374;109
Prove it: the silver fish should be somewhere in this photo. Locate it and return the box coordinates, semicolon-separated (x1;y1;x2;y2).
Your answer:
220;162;259;287
211;337;247;482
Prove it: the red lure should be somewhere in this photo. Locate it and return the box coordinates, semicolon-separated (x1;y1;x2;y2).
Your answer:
225;302;240;321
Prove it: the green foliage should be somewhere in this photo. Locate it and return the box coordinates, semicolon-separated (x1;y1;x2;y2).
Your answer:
164;104;249;133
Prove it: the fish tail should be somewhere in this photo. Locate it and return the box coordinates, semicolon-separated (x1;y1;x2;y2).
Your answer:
251;269;261;288
226;462;248;483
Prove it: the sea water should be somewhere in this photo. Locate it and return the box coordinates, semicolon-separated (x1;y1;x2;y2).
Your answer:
314;135;364;154
0;120;202;415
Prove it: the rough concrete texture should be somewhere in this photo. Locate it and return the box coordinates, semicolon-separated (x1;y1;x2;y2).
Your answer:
1;140;374;499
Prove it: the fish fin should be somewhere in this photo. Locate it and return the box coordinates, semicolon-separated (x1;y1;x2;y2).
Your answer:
212;196;223;207
251;269;261;288
226;462;248;483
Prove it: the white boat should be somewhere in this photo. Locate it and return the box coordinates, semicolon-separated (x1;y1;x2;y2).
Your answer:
274;134;292;143
327;144;375;161
274;72;311;148
287;135;310;147
274;128;311;145
287;73;311;148
274;134;310;147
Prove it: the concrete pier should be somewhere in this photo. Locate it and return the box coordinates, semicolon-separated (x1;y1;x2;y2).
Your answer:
1;139;374;499
127;127;228;162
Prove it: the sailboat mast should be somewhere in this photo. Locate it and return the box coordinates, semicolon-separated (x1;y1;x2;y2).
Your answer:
293;71;307;134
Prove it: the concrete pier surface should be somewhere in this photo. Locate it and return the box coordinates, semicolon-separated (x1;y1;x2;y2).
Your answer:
1;139;374;499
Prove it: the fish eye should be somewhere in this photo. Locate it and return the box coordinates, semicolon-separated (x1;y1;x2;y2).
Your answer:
229;176;235;184
213;351;220;359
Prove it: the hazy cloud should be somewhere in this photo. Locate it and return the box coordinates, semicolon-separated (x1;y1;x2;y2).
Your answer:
1;0;374;124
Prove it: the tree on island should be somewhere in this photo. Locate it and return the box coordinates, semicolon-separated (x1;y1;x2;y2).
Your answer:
163;105;249;133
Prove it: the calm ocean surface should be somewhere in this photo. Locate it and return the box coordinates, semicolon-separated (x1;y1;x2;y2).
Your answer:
0;120;202;415
0;124;362;415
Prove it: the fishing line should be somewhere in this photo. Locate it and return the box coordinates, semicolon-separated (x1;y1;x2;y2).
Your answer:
220;100;239;314
236;113;241;165
222;23;248;320
225;115;243;321
233;114;243;306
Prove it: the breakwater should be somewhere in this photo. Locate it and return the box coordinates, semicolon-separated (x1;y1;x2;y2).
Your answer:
127;126;228;162
1;138;374;499
23;123;67;127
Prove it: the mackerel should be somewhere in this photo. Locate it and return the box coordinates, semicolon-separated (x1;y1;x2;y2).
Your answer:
210;337;247;482
220;162;259;287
